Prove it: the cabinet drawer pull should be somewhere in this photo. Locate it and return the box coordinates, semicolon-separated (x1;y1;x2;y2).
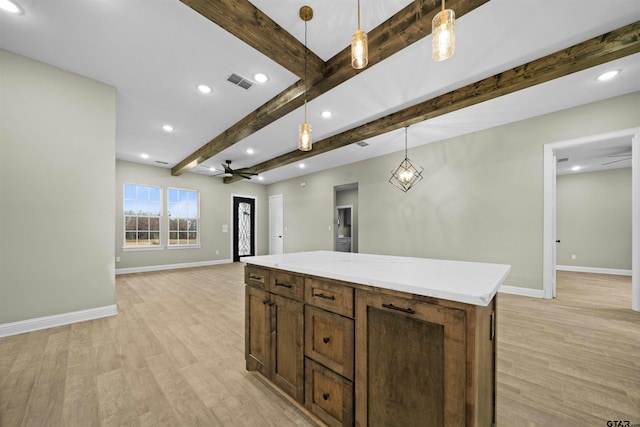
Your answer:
382;303;415;315
322;336;330;344
262;299;270;305
322;393;330;401
275;281;292;288
313;292;335;300
249;274;264;282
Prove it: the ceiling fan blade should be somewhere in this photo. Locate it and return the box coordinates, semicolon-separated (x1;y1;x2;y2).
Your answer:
602;157;631;166
236;168;258;176
238;174;253;180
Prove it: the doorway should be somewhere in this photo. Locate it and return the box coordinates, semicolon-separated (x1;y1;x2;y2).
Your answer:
233;196;256;262
335;205;353;252
335;183;358;253
543;127;639;311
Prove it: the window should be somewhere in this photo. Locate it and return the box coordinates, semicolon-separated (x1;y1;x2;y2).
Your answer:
168;188;199;246
123;184;161;247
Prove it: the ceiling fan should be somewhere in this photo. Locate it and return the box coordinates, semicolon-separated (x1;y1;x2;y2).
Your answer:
602;151;632;166
213;160;259;180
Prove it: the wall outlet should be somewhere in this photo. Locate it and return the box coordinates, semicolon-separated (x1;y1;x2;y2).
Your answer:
571;254;576;260
115;257;120;262
216;250;219;255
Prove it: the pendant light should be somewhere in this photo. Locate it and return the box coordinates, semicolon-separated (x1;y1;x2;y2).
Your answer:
351;0;368;70
298;6;313;151
432;0;455;61
389;127;424;192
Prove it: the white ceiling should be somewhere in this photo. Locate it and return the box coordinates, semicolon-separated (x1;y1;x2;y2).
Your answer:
1;0;639;184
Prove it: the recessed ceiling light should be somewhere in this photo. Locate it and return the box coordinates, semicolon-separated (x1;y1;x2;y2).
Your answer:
0;0;24;14
254;73;268;84
162;124;174;132
246;148;255;154
571;165;581;171
140;153;150;159
321;111;332;119
258;176;264;181
209;167;216;172
299;163;306;169
197;84;212;94
597;70;620;81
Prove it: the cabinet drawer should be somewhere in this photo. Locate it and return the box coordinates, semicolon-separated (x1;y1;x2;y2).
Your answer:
305;306;354;380
305;358;353;427
270;270;304;302
305;278;354;318
245;265;270;290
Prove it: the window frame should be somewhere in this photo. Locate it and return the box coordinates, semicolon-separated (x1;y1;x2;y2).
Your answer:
122;183;163;251
167;187;201;249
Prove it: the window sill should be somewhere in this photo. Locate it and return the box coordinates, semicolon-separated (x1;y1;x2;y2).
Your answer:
167;244;201;250
122;246;164;252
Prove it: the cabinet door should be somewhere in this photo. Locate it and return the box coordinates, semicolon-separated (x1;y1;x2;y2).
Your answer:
245;285;269;375
271;294;305;403
355;290;466;427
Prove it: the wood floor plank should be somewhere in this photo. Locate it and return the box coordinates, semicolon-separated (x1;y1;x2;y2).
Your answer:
0;264;637;426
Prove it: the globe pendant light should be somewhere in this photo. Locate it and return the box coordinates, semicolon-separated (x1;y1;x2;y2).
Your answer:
389;127;424;192
298;6;313;151
432;0;455;61
351;0;368;70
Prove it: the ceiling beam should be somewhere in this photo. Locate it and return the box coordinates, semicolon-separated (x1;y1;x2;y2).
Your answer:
180;0;325;81
172;0;490;176
224;21;640;183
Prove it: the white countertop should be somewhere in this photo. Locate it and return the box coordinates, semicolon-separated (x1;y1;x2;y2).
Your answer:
243;251;511;306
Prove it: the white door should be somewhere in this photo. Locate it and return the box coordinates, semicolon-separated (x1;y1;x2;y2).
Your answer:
269;194;284;255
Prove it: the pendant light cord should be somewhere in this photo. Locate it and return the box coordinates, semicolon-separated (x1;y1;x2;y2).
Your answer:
357;0;361;30
405;126;409;158
304;20;308;122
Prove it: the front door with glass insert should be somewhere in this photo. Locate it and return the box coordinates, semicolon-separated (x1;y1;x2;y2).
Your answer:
233;196;256;262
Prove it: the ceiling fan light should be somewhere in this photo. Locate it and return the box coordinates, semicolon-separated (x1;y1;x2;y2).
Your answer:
299;122;312;151
432;2;455;62
352;29;368;70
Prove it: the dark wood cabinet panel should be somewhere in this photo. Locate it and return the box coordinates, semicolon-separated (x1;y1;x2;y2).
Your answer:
271;294;305;402
271;270;305;301
245;285;269;375
305;278;354;317
305;306;354;380
355;290;466;427
305;358;353;427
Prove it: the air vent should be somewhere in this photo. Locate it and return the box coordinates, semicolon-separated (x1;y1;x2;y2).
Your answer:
227;73;253;90
155;160;168;165
356;141;369;147
557;157;569;163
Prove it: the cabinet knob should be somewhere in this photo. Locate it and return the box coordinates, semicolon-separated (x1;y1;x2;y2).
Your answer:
322;337;330;344
322;393;330;401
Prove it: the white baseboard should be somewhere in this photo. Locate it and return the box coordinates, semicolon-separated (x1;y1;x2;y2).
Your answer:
499;285;545;298
0;305;118;338
115;259;232;275
556;265;632;276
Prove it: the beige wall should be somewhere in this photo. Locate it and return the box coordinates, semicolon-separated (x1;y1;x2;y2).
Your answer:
115;160;268;270
556;168;632;270
267;92;640;290
0;50;116;324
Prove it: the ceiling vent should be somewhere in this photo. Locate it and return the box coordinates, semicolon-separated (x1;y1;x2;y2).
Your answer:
155;160;168;165
356;141;369;147
227;73;253;90
557;157;569;163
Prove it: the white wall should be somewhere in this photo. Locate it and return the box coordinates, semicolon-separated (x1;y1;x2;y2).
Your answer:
556;168;632;270
0;49;116;324
267;92;640;290
115;160;268;270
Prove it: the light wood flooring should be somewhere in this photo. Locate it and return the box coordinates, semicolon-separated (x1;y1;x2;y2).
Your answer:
0;264;638;426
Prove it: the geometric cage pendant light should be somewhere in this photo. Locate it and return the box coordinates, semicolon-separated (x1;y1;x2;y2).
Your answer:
389;126;424;192
298;6;313;151
432;0;455;61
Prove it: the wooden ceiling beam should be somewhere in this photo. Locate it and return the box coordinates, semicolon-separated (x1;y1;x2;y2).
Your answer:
172;0;490;176
224;22;640;183
180;0;325;81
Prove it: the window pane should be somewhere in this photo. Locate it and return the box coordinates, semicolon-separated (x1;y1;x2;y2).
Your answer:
137;200;149;215
188;232;197;244
137;232;149;242
168;204;179;218
169;231;177;245
150;232;160;245
124;184;136;200
169;218;178;231
149;186;161;201
136;185;149;200
149;217;160;231
125;231;137;245
149;201;161;216
188;219;198;231
125;216;136;231
178;218;187;231
168;188;178;203
124;200;136;214
137;217;149;231
188;191;198;204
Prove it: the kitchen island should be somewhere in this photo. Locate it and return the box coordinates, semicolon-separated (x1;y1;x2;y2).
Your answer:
243;251;510;427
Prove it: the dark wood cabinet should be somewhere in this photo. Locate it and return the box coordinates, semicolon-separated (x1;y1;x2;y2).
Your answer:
245;262;498;427
245;266;304;403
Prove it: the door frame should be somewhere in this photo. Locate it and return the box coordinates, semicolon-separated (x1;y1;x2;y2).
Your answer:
231;194;258;262
335;205;353;252
543;127;639;311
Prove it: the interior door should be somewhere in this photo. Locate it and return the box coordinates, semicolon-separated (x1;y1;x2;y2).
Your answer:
233;196;256;262
552;153;557;298
269;194;284;255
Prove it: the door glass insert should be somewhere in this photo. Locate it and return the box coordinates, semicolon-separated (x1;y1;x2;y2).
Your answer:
238;201;252;256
